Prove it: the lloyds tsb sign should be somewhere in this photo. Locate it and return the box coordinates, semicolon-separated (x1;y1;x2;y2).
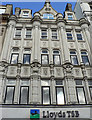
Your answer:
43;110;79;118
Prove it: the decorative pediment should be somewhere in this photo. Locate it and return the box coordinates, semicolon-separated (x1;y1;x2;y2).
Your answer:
38;0;58;19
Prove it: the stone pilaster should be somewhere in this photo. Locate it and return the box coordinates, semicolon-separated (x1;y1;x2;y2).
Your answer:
81;63;92;104
30;61;41;104
63;62;77;104
57;19;69;63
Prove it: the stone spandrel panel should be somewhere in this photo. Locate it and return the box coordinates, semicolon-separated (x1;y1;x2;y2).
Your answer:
41;41;49;48
13;40;20;47
41;67;50;78
78;42;86;49
52;41;60;48
21;66;30;77
54;67;64;78
86;67;92;78
7;66;17;77
73;67;83;78
23;41;32;48
68;42;76;49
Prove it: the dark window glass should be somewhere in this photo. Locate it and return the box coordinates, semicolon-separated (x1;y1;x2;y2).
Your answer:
52;30;57;39
75;80;82;85
76;87;86;104
77;34;82;40
70;55;78;65
42;87;50;104
23;54;30;64
10;53;19;64
4;86;15;104
56;80;63;85
56;87;65;104
41;55;49;64
67;33;72;40
53;55;60;65
41;30;47;39
81;56;90;65
20;87;29;104
88;81;92;86
15;29;21;38
26;29;31;38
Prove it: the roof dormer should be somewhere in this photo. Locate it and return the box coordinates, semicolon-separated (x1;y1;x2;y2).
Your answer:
64;3;77;20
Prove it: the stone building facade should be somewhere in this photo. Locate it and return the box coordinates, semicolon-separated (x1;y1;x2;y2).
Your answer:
0;4;13;55
0;0;92;119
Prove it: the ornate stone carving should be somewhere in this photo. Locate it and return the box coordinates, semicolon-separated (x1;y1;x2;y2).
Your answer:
75;69;79;76
43;68;48;75
56;68;61;76
63;62;73;75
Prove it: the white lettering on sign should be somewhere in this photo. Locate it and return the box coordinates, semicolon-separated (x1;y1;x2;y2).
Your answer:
43;111;79;118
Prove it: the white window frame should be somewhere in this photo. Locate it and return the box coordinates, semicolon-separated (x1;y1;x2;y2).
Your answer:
67;13;73;20
70;51;78;65
25;28;32;39
66;30;73;40
52;29;58;40
76;31;83;41
22;11;29;17
41;29;48;39
41;49;49;65
0;8;6;14
14;28;21;39
55;80;65;105
81;51;90;65
75;80;86;104
53;50;61;65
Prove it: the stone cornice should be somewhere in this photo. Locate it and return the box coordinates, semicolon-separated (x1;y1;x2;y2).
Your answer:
79;18;90;26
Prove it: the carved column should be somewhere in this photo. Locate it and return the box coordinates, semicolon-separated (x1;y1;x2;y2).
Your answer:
81;64;91;104
50;64;56;104
0;16;16;62
57;22;69;63
33;20;40;62
14;63;21;104
63;62;77;104
0;62;8;104
30;61;41;104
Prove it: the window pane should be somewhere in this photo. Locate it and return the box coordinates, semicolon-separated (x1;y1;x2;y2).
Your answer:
42;55;48;64
76;87;86;104
82;56;89;65
77;34;82;40
20;87;29;104
20;80;29;85
41;80;49;86
53;55;60;65
56;80;63;85
42;87;50;104
11;54;18;64
88;81;92;86
5;87;14;104
56;87;64;104
70;55;78;65
89;87;92;100
7;80;16;85
23;54;30;64
75;80;82;85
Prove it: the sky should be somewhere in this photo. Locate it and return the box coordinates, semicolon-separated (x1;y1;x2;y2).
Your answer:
1;0;77;16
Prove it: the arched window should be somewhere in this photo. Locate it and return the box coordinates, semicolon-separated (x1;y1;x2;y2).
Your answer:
53;50;61;65
41;49;49;64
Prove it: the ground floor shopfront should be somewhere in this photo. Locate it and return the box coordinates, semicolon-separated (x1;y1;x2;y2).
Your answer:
0;105;92;119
